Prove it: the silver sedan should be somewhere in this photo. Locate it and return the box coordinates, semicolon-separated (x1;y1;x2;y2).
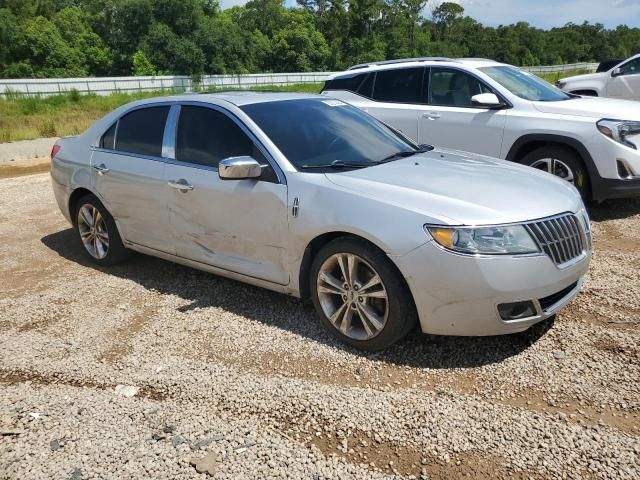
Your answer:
50;92;592;351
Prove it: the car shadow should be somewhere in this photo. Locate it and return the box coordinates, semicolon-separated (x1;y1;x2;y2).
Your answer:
588;197;640;222
41;228;553;370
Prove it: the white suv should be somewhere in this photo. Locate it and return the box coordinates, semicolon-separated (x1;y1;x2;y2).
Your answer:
322;57;640;201
557;54;640;100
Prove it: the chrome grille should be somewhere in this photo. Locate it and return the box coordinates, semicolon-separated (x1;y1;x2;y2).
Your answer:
525;214;587;266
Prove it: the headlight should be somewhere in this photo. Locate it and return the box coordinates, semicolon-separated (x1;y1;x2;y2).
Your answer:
425;225;540;255
597;119;640;150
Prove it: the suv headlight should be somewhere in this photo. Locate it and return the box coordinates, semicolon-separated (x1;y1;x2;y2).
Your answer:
425;225;540;255
597;119;640;150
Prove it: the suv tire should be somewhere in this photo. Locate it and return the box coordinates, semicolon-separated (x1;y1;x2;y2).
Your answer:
520;146;590;199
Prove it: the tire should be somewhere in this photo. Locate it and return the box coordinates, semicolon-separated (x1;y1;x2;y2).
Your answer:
520;145;590;199
310;237;417;351
73;194;129;266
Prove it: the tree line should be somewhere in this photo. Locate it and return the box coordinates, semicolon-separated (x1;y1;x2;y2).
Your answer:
0;0;639;79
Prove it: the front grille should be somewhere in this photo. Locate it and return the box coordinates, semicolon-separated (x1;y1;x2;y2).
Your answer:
525;214;587;266
539;281;579;311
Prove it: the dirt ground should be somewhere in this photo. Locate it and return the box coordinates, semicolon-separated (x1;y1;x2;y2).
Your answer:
0;173;638;479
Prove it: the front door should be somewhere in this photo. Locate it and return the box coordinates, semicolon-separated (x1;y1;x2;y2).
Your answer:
607;57;640;100
418;67;507;157
92;105;173;254
166;105;289;285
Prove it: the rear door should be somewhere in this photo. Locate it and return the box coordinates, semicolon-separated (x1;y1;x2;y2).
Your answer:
164;104;289;285
91;105;173;254
363;67;425;141
417;67;507;157
607;57;640;100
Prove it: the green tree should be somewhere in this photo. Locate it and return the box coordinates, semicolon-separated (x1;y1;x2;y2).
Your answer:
132;49;157;75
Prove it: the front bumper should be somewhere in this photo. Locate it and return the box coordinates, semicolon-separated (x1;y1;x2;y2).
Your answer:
395;241;591;336
586;133;640;200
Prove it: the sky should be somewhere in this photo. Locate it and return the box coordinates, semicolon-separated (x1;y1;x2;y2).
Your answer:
218;0;640;29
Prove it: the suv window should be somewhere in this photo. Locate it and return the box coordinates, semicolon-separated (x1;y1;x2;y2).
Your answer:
324;73;368;93
115;106;169;157
100;122;116;149
619;58;640;76
176;106;258;168
430;68;492;107
373;67;423;103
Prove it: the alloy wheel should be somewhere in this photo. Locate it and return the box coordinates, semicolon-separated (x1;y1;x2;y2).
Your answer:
316;253;389;341
77;204;109;260
530;157;575;183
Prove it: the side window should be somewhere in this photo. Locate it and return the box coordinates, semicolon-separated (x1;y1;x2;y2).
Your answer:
324;73;367;93
619;58;640;76
430;68;492;108
372;67;423;103
100;122;116;149
115;106;169;157
357;73;374;98
176;106;257;168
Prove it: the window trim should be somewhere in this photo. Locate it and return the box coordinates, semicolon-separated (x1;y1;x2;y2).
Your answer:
428;66;512;109
171;101;286;185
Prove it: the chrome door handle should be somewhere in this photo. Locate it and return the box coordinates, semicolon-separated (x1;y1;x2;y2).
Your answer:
167;179;194;191
422;112;441;120
93;164;110;175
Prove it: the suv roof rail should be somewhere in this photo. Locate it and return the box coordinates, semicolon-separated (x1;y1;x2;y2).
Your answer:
458;57;496;62
347;57;458;71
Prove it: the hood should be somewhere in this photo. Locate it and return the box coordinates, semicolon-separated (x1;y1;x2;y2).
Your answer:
325;148;582;226
561;72;606;84
532;96;640;120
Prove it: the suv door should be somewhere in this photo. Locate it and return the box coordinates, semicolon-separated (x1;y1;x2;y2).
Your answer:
165;104;289;285
607;57;640;100
364;67;424;140
418;67;507;157
91;105;173;254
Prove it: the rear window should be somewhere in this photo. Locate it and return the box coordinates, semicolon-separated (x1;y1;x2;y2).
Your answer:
372;67;424;103
100;122;116;149
324;73;367;93
115;106;169;157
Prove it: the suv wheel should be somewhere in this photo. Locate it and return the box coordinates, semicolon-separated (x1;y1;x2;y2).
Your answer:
310;237;417;351
521;146;590;199
74;194;129;266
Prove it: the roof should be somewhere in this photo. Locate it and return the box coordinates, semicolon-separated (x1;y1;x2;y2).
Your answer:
329;57;503;79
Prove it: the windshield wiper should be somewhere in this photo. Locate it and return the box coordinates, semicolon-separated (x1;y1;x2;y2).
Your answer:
379;145;434;163
298;160;372;170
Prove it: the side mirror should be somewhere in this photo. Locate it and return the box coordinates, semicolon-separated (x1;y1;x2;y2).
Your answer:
218;156;262;180
612;67;623;77
471;93;504;109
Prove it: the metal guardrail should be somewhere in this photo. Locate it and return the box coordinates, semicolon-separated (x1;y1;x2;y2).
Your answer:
0;63;599;98
521;62;599;73
0;72;339;98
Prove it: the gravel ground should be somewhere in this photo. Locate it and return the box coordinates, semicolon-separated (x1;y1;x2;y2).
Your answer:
1;173;639;480
0;137;58;163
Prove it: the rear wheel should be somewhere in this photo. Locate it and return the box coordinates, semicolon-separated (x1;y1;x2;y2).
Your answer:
74;194;129;266
520;145;590;199
310;237;417;351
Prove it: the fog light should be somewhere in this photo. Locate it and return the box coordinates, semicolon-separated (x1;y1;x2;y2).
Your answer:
498;301;536;321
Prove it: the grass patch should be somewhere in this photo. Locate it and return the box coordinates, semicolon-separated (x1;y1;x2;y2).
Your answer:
0;83;323;142
535;69;592;84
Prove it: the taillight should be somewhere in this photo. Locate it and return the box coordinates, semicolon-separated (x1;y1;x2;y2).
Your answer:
51;144;61;160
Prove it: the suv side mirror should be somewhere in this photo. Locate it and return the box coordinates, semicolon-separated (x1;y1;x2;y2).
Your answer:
612;67;623;77
218;156;262;180
471;93;504;109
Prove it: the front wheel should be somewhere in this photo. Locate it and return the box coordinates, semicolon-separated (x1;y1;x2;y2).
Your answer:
310;237;417;351
520;146;590;199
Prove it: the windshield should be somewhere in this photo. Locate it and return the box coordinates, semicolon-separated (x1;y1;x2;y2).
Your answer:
480;66;571;102
240;98;418;170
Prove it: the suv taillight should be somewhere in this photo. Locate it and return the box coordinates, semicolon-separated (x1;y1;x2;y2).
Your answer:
51;144;61;160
